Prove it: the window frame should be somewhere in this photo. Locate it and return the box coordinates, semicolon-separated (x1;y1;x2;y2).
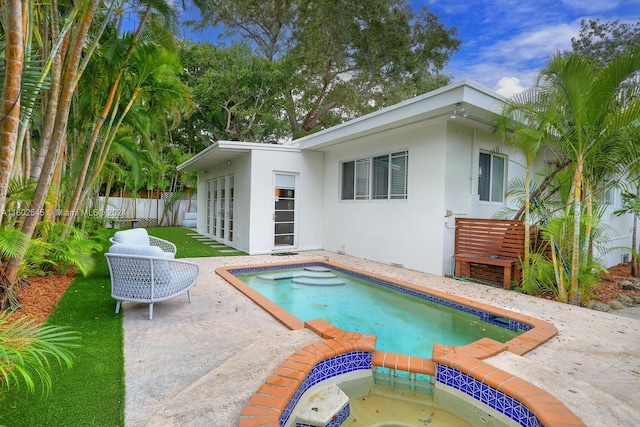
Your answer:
478;151;506;203
341;150;408;201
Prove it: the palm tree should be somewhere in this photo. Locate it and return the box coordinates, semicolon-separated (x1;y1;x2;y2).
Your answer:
500;46;640;305
2;0;101;285
0;0;24;217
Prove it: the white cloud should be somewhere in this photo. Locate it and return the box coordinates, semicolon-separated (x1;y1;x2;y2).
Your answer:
488;23;580;63
495;77;526;97
560;0;622;13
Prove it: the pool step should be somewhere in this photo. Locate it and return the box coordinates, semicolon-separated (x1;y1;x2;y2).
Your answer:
256;272;297;281
292;277;345;286
257;271;338;281
304;266;333;273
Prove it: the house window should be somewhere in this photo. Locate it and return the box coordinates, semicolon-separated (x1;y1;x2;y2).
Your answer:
341;151;408;200
603;184;617;206
478;151;505;202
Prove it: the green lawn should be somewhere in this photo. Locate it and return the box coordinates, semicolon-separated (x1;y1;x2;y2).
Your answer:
0;226;242;426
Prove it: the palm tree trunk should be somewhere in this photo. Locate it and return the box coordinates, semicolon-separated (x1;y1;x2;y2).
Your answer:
523;161;531;285
4;0;99;284
102;171;115;217
583;186;593;263
569;157;584;305
0;0;24;218
29;0;64;181
551;239;567;302
633;185;640;276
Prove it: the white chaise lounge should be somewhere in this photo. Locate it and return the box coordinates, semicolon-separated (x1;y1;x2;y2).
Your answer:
109;228;176;258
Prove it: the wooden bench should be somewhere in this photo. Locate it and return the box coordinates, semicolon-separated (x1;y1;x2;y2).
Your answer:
454;218;529;290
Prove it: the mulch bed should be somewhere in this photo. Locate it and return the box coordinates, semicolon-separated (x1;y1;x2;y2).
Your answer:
7;274;75;323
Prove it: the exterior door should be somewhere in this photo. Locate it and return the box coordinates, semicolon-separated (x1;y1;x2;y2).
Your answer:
228;176;234;242
274;173;296;248
212;179;218;237
207;175;234;244
205;179;212;234
220;176;226;240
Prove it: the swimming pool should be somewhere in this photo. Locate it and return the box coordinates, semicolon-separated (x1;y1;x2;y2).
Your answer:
219;259;576;427
233;264;524;358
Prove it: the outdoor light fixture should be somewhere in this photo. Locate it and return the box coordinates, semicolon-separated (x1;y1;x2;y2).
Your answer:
451;103;469;119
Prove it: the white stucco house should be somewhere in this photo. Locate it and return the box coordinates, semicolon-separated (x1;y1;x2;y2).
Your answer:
177;80;634;277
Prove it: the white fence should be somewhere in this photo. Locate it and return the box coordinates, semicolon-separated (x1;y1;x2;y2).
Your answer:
97;193;197;227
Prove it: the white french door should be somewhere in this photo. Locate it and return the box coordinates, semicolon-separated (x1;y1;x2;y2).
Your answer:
208;174;234;243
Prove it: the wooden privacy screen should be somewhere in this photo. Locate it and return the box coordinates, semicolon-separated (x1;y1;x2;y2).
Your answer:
453;218;531;290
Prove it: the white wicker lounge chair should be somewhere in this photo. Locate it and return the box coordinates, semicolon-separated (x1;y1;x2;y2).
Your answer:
105;244;199;320
109;228;176;258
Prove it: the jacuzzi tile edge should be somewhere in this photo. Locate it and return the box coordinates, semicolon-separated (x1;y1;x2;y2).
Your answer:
238;327;586;427
432;345;586;427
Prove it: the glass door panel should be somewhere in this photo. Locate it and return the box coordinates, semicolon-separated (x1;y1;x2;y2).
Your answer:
220;177;226;240
274;174;296;247
228;175;234;242
205;179;211;234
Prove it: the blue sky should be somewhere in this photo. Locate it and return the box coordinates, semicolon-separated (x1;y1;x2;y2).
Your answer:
416;0;640;96
177;0;639;97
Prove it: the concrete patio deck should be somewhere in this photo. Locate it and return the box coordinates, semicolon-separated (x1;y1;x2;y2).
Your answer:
122;251;640;426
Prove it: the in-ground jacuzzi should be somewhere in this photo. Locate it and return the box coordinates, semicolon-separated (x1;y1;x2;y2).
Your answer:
217;260;583;427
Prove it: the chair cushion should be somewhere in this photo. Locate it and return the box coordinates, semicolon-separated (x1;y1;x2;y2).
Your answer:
109;243;165;257
112;228;150;246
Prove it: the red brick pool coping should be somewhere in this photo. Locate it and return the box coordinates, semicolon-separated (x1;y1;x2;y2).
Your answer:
216;260;585;427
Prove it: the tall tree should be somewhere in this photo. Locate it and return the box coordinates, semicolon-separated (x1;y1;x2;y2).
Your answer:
0;0;185;285
3;0;101;283
177;41;287;143
62;2;182;227
570;18;640;67
0;0;24;218
570;18;640;276
191;0;460;139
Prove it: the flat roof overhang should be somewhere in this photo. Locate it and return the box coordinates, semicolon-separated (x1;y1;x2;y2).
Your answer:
296;80;506;151
177;140;301;172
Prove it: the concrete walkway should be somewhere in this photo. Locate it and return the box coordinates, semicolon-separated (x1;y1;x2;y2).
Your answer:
123;251;640;426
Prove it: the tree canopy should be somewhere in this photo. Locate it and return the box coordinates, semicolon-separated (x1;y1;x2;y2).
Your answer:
570;18;640;67
189;0;461;139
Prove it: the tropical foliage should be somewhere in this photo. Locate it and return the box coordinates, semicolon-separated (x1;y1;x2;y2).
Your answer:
498;44;640;305
0;311;80;396
0;1;196;307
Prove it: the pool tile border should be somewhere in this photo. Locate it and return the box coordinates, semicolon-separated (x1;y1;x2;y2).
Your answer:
218;260;583;427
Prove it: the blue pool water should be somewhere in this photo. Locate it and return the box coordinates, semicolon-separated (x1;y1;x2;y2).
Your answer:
233;264;523;358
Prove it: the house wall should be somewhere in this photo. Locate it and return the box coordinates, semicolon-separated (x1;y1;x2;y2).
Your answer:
321;121;449;274
247;149;324;254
